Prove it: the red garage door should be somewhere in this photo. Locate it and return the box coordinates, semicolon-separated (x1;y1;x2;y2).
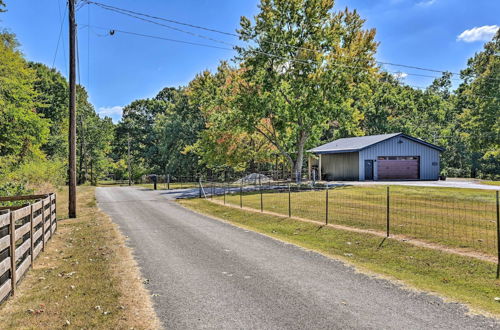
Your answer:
377;156;419;180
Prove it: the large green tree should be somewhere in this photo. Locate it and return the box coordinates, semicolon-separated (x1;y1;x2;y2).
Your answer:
233;0;378;179
153;87;204;176
0;32;49;160
457;29;499;178
186;64;277;172
29;62;69;158
76;86;114;184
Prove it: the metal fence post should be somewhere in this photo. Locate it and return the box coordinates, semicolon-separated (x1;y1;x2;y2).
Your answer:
288;183;291;217
223;183;226;205
10;211;16;296
240;182;243;208
386;186;390;237
198;178;202;198
167;174;170;190
496;190;499;279
326;185;329;225
260;176;263;212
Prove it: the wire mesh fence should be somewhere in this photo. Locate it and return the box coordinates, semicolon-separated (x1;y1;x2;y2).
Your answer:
201;179;499;261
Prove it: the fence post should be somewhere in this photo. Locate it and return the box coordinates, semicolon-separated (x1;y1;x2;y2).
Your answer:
496;190;499;279
167;174;170;190
49;194;53;237
198;178;202;198
41;198;45;252
30;204;34;265
288;183;291;217
386;186;390;237
240;182;243;208
10;211;16;296
223;183;226;205
326;185;329;225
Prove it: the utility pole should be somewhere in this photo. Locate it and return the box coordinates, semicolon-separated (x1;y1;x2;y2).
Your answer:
127;133;131;186
68;0;77;218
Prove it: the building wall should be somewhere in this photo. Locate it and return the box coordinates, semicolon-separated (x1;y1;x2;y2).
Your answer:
358;136;441;180
321;152;359;180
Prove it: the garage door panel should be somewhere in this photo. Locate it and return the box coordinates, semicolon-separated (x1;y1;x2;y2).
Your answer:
378;159;419;180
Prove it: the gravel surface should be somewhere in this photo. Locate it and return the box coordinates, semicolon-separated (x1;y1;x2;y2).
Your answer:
96;186;499;330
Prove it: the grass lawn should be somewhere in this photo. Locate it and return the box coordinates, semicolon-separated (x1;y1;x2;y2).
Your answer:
213;184;498;255
0;186;160;329
481;181;500;187
179;198;500;317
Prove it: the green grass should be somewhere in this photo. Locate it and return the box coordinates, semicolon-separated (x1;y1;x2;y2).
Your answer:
213;185;498;255
481;181;500;186
179;198;500;316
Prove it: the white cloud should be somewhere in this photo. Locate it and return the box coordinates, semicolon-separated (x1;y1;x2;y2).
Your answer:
97;106;123;123
417;0;437;7
392;72;408;79
457;25;499;43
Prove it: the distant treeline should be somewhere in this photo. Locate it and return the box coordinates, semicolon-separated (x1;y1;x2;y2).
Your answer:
1;0;498;193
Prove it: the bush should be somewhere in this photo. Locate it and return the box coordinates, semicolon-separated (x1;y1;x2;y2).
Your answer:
0;157;66;195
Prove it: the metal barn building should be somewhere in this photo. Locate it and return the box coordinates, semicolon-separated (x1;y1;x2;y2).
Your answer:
307;133;444;181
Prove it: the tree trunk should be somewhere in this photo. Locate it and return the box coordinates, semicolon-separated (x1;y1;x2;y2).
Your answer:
293;131;308;183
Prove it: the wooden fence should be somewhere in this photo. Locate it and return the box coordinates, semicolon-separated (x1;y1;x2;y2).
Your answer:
0;193;57;304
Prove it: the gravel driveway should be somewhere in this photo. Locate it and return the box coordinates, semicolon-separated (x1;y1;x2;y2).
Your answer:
96;186;499;329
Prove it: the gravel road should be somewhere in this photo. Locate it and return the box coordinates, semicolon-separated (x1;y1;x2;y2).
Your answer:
96;186;499;330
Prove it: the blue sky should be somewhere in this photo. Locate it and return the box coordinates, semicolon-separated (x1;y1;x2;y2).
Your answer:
1;0;498;122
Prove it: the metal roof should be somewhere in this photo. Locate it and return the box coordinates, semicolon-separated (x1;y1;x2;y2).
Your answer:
308;133;444;154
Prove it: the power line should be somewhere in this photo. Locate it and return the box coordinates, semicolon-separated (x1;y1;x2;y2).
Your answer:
84;0;500;83
84;25;233;50
85;25;497;101
52;1;68;68
83;1;235;48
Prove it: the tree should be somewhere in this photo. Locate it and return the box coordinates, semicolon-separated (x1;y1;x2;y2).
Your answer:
76;86;114;184
0;32;49;160
154;87;204;175
457;29;499;178
186;64;276;173
29;62;69;158
234;0;378;180
114;98;166;178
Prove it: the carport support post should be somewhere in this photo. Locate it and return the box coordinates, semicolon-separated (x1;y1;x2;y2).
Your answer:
386;186;390;237
308;156;312;181
318;154;322;181
496;190;499;279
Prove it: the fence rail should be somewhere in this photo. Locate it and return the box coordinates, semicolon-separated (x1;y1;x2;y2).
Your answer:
0;193;57;304
197;179;500;277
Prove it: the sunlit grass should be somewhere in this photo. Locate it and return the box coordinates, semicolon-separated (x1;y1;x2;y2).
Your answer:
214;185;498;255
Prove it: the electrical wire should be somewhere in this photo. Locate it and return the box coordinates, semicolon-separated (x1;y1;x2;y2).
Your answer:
83;24;498;101
83;0;500;83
